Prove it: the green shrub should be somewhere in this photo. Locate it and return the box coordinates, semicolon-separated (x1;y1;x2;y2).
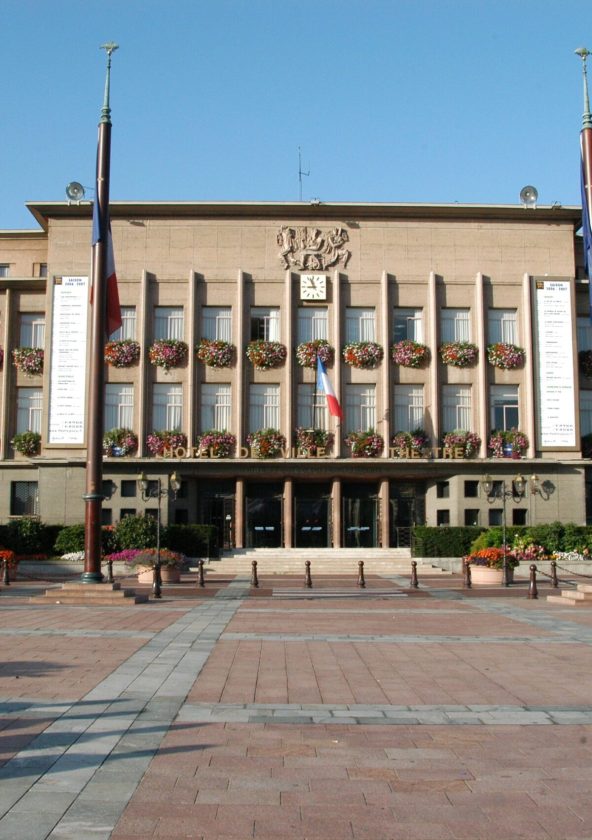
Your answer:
412;526;485;557
162;524;218;557
54;524;86;555
0;518;49;554
470;526;526;552
114;514;157;550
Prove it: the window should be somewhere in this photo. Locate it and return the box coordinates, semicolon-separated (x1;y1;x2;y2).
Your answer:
490;385;519;431
121;480;137;498
201;384;231;430
101;509;113;526
297;307;328;342
513;509;527;526
441;308;470;342
105;384;134;430
38;263;48;277
249;384;280;431
111;307;136;341
11;481;38;516
0;264;10;277
153;384;183;430
345;384;376;429
393;385;424;432
488;509;502;526
202;306;232;341
154;306;183;340
393;308;423;342
102;480;114;500
345;308;375;342
464;480;479;498
120;508;136;519
436;481;449;499
442;385;471;431
20;313;45;347
465;509;480;526
577;317;592;351
297;384;328;429
581;391;592;436
175;509;189;524
251;308;280;341
16;388;42;433
437;509;450;526
489;309;517;344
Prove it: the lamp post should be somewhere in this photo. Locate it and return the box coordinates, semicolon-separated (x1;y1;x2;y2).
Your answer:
481;473;526;586
137;471;181;598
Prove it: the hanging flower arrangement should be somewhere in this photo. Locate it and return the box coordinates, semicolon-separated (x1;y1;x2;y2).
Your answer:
246;340;287;370
442;430;481;458
148;339;189;371
196;339;235;368
486;343;525;370
146;430;187;456
579;350;592;378
342;341;384;369
391;340;430;368
246;428;286;458
11;431;41;456
104;340;141;368
196;430;236;458
344;429;385;458
295;340;334;368
488;429;529;459
103;428;138;457
12;347;44;377
295;427;334;456
438;342;478;367
390;428;430;457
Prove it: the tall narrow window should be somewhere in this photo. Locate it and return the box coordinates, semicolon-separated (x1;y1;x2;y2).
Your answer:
345;308;375;342
297;384;328;429
154;306;184;340
490;385;519;430
250;308;280;340
489;309;517;344
105;384;134;429
393;385;424;431
345;384;376;429
440;308;470;342
152;384;183;430
202;307;232;341
393;308;423;342
580;391;592;436
577;317;592;351
201;384;232;430
297;307;328;342
442;385;471;431
0;265;10;278
20;313;45;347
16;388;42;433
249;384;280;430
111;307;136;341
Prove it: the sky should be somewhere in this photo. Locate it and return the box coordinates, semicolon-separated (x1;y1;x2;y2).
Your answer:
1;0;591;230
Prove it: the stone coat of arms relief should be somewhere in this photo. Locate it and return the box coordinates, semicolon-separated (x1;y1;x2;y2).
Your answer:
277;226;351;270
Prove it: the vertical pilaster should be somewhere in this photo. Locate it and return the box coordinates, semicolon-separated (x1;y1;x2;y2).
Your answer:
137;269;149;457
475;272;487;458
427;271;439;444
0;288;13;460
236;270;245;451
285;270;293;451
522;273;536;458
379;477;390;548
284;477;293;547
380;271;390;455
235;477;245;549
187;270;198;450
332;269;342;456
332;477;342;547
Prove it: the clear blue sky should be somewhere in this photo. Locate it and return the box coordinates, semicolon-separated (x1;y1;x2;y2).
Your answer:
1;0;591;229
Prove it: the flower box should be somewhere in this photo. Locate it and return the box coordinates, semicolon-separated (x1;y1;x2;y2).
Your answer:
146;431;187;456
246;428;286;459
103;428;138;457
295;340;334;368
196;339;235;368
104;340;141;368
246;340;287;370
12;347;44;377
487;342;525;370
488;429;529;459
11;431;41;456
344;430;384;458
196;430;236;457
391;429;430;457
148;339;189;371
295;427;333;456
391;340;430;368
438;342;478;367
342;341;384;369
442;430;481;458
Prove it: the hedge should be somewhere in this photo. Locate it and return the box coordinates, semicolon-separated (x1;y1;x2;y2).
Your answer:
0;519;61;555
161;524;218;558
412;526;485;557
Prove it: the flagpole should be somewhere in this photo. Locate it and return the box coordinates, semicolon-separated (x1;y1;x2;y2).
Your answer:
82;43;118;583
576;47;592;299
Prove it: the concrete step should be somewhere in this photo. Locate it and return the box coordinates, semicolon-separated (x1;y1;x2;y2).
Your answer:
547;593;592;607
32;582;149;605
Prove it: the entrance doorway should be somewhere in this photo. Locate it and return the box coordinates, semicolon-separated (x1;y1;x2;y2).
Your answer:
342;482;378;548
389;481;426;547
245;482;283;548
294;482;331;547
198;484;235;550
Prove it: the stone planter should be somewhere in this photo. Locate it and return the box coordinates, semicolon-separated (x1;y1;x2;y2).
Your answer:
469;565;514;585
136;566;181;584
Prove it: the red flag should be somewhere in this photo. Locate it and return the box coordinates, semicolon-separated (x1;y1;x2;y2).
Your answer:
92;190;122;336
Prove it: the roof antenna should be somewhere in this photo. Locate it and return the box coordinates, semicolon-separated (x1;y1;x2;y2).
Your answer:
298;146;310;201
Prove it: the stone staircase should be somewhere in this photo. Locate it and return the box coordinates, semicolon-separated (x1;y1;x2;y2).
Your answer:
33;581;149;606
206;548;449;576
547;583;592;607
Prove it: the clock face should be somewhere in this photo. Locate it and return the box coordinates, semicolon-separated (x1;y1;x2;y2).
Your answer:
300;274;327;300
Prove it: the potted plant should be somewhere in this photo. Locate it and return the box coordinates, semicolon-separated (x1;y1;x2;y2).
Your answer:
246;428;286;458
487;342;525;370
11;431;41;456
391;428;430;457
344;429;384;458
146;430;187;456
104;340;141;368
295;340;334;368
196;430;236;457
391;340;430;368
579;350;592;378
295;427;334;456
195;338;235;368
128;548;185;584
463;547;519;585
342;341;384;369
438;342;478;367
12;347;44;377
442;430;481;458
246;340;287;369
148;339;189;371
488;429;529;459
103;428;138;457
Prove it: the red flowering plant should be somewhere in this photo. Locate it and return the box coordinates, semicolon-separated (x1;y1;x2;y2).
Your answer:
463;547;519;569
344;429;385;458
438;342;478;367
146;431;187;456
487;343;525;370
579;350;592;379
488;429;529;459
391;340;430;368
0;548;17;569
12;347;44;377
390;429;430;457
11;431;41;456
196;339;235;368
196;430;236;457
246;340;287;370
511;538;549;565
442;430;481;458
295;427;333;456
342;341;384;369
296;340;334;368
148;339;188;371
103;428;138;457
104;340;141;368
246;428;286;459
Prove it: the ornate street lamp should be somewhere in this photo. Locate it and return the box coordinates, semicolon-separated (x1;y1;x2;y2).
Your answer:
137;471;181;598
481;474;526;586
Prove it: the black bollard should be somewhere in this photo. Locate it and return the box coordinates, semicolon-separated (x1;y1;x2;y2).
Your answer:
410;560;419;589
106;558;114;584
304;560;312;588
528;564;538;600
251;560;259;588
198;559;206;588
152;563;162;599
463;560;472;589
357;560;366;588
3;559;10;587
550;560;558;588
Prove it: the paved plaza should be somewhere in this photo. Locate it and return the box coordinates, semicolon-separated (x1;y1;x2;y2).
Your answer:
1;570;592;839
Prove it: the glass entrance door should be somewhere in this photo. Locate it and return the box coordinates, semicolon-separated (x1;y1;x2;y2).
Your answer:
294;498;330;547
245;496;283;547
342;483;379;547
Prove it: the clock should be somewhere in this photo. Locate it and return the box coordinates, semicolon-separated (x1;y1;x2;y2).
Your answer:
300;274;327;300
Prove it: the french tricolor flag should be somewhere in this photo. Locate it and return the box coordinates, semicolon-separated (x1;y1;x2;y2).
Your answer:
91;178;122;337
316;354;343;420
